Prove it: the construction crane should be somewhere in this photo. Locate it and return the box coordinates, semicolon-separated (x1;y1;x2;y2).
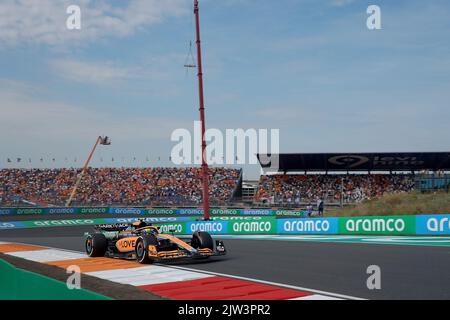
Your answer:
192;0;210;221
65;136;111;207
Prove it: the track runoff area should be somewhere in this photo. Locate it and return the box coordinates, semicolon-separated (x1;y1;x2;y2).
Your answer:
1;215;450;300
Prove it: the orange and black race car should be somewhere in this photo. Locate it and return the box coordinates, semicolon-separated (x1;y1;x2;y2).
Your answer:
84;220;226;264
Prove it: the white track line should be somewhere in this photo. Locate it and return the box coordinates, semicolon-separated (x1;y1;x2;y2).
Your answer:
290;294;343;300
1;241;365;300
212;235;450;248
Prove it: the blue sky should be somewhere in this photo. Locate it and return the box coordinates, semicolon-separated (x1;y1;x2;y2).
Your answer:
0;0;449;179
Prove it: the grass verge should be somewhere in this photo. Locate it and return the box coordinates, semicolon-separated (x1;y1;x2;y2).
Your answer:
329;191;450;217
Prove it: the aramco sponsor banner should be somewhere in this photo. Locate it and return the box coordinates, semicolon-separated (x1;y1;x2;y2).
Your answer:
22;218;108;228
177;208;276;216
104;217;195;224
145;208;177;215
212;216;266;221
156;222;186;235
186;220;228;234
16;208;45;215
277;218;338;234
0;207;109;215
0;208;16;215
339;216;416;235
47;207;81;215
273;210;304;217
228;217;277;234
210;208;240;216
3;211;450;236
0;206;307;217
0;221;27;229
159;217;272;235
241;209;273;216
416;214;450;235
80;207;109;214
108;208;145;215
177;208;204;215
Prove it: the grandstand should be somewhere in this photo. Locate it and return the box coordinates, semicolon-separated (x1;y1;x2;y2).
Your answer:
0;167;242;207
1;152;449;209
254;174;416;206
254;152;450;208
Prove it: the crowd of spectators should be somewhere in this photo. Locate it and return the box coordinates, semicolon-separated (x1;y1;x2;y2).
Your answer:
0;167;241;207
255;174;416;205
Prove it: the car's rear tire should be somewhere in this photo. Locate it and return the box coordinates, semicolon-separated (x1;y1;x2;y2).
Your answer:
86;234;107;257
191;231;214;250
136;234;158;264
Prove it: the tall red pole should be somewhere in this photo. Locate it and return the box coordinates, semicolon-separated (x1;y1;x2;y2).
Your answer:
194;0;210;220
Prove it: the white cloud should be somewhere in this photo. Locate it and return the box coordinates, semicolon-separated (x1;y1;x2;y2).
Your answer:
49;59;137;85
48;53;185;87
330;0;355;7
0;0;188;48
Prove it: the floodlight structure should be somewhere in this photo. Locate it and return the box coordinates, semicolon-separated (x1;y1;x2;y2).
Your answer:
65;136;111;207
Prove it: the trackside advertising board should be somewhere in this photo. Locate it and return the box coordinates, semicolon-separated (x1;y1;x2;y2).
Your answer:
242;209;273;216
46;208;81;214
0;217;196;230
21;218;108;228
416;214;450;235
0;221;27;229
273;210;304;217
210;208;240;216
16;208;45;215
0;207;306;216
177;208;203;215
145;208;177;215
278;218;338;234
227;217;277;234
157;217;277;235
0;208;16;215
2;210;450;235
186;220;229;234
108;208;145;215
80;207;108;214
104;217;195;224
339;216;416;235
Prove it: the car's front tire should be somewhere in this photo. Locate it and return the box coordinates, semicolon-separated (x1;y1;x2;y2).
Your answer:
191;231;214;250
86;234;107;257
135;234;158;264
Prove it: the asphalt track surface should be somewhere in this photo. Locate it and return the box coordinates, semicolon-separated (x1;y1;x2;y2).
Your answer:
1;226;450;300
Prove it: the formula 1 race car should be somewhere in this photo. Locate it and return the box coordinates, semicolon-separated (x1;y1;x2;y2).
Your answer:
84;220;226;264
